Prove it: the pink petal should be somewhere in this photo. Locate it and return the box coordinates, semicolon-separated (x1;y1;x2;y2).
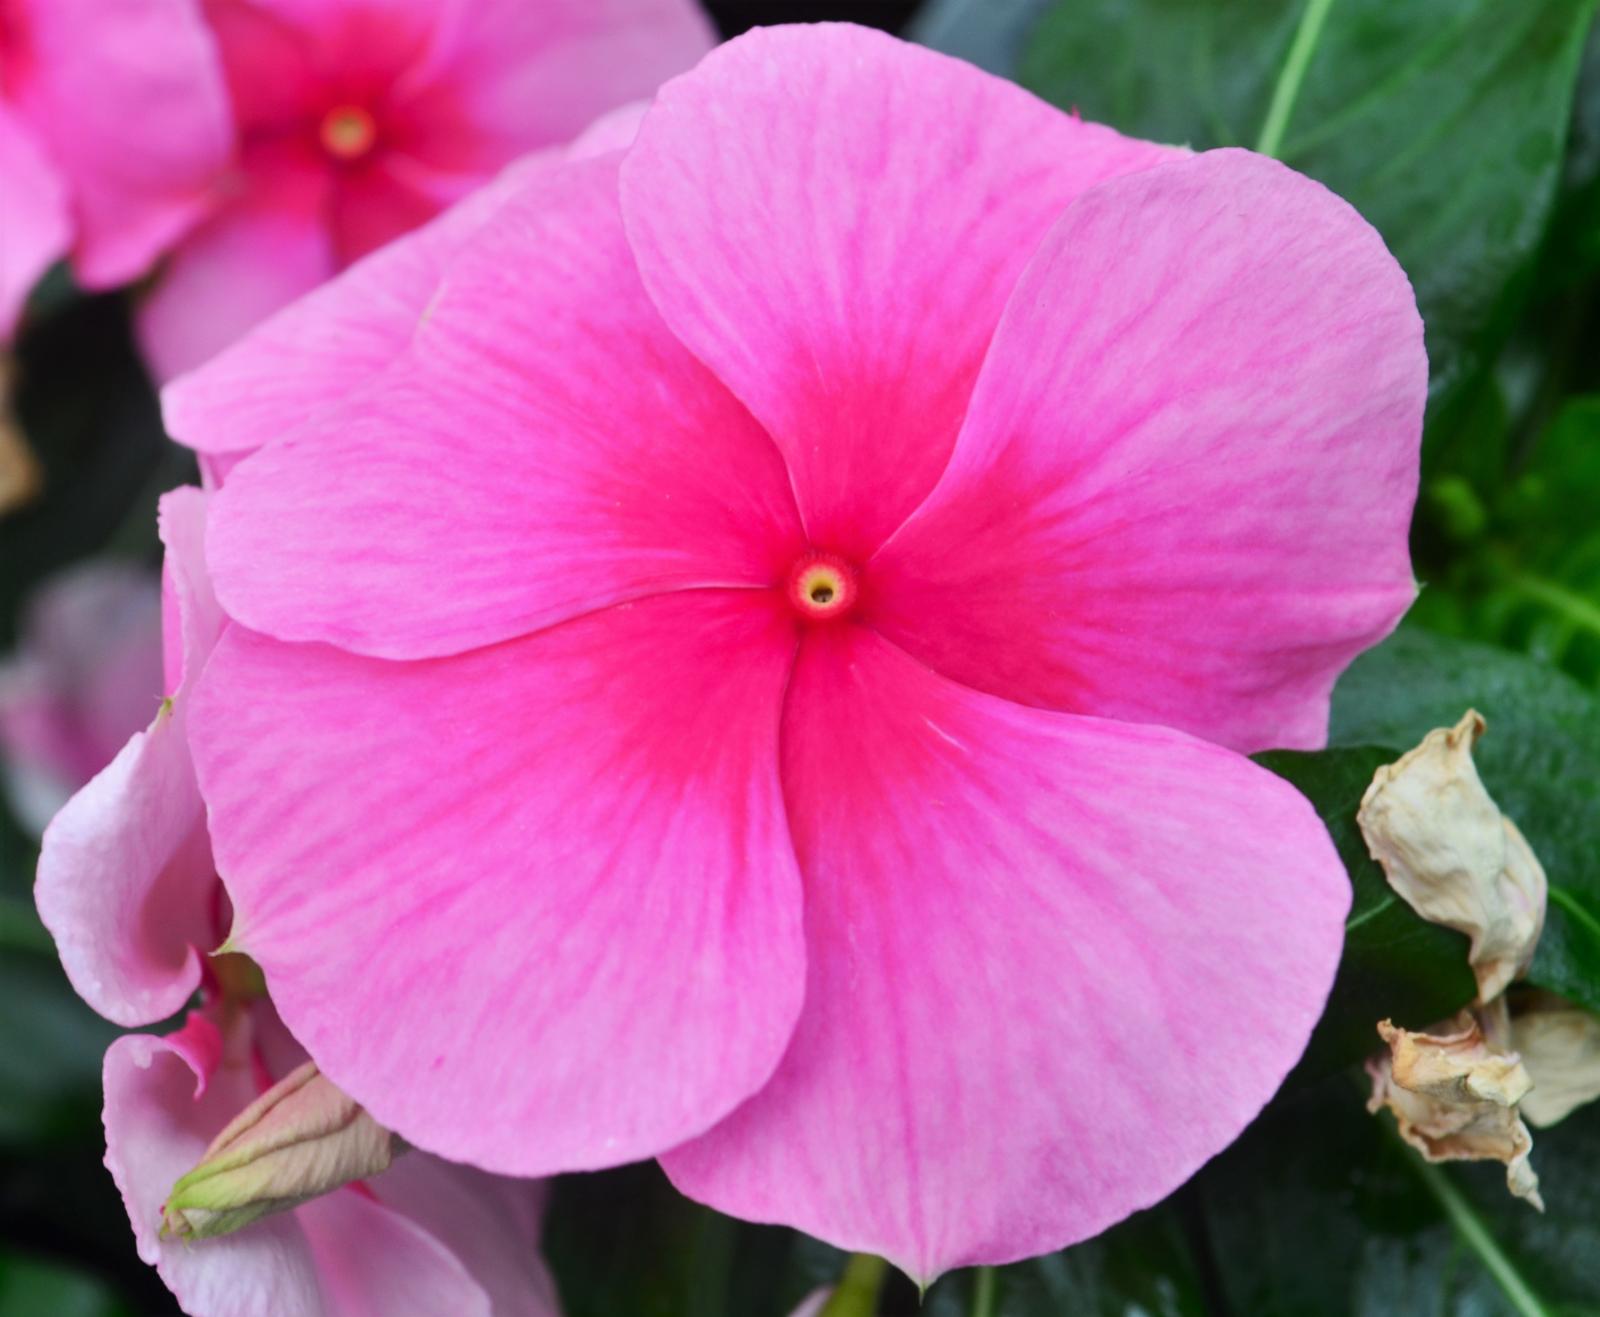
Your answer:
619;23;1181;559
870;149;1425;753
189;590;806;1173
10;0;231;287
664;624;1349;1282
136;160;337;381
0;102;69;338
104;1008;502;1317
205;156;802;659
34;490;222;1026
368;1160;559;1317
0;562;163;832
396;0;714;173
161;155;533;462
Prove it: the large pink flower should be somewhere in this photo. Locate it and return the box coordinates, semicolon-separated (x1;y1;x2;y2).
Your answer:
37;489;559;1316
138;0;714;378
175;25;1424;1281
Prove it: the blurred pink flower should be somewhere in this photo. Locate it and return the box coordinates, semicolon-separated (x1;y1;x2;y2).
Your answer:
0;562;163;832
0;0;227;335
138;0;714;378
37;489;559;1316
173;23;1425;1282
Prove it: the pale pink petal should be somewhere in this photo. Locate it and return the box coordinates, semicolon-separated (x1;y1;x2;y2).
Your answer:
11;0;231;287
206;157;802;659
870;149;1424;753
161;151;546;460
0;562;162;833
396;0;713;173
664;624;1349;1282
105;1009;497;1317
189;590;806;1173
619;23;1181;558
0;102;69;338
34;490;222;1026
369;1159;559;1317
137;161;336;381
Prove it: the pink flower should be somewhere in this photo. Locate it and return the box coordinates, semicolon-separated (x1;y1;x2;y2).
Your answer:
0;0;227;335
37;491;559;1316
173;24;1424;1281
138;0;714;378
107;1000;559;1317
0;562;163;832
163;102;651;486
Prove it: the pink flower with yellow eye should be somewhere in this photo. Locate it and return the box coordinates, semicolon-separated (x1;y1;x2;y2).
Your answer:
137;0;715;377
162;23;1424;1283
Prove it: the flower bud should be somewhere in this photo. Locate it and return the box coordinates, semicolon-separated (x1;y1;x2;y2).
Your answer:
161;1060;395;1240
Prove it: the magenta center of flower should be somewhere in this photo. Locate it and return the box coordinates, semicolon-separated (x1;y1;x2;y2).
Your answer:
320;105;378;162
786;551;860;622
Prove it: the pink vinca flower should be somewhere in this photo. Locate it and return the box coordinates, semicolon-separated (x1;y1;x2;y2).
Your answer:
0;0;226;335
37;490;559;1316
108;1001;560;1317
0;562;163;833
175;25;1424;1281
138;0;714;379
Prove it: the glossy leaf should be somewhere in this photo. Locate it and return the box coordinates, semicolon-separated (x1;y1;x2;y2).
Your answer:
1198;1071;1600;1317
920;1206;1207;1316
1257;747;1476;1077
918;0;1600;415
1332;627;1600;1013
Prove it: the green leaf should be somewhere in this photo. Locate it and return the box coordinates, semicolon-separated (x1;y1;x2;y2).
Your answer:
542;1162;843;1317
919;0;1600;416
920;1205;1207;1316
0;1253;129;1317
0;953;120;1147
1416;394;1600;688
1331;627;1600;1013
1197;1073;1600;1317
1256;747;1476;1076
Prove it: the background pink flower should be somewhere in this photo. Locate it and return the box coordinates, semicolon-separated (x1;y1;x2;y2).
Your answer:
176;23;1424;1283
0;0;226;334
0;562;163;833
138;0;714;379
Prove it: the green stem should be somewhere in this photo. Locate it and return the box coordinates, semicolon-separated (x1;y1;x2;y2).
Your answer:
1255;0;1337;157
820;1254;888;1317
971;1266;998;1317
1507;571;1600;641
1549;884;1600;948
1400;1142;1551;1317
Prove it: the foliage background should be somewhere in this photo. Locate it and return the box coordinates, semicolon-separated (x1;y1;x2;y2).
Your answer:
4;1;1599;1313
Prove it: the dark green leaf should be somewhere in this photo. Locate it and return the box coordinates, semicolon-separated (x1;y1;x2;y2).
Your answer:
1415;394;1600;688
920;1205;1207;1317
1257;747;1476;1076
1331;627;1600;1013
920;0;1599;416
0;953;119;1147
0;1253;129;1317
1199;1072;1600;1317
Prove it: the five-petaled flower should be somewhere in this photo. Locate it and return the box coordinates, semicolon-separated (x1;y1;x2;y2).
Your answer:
157;23;1422;1283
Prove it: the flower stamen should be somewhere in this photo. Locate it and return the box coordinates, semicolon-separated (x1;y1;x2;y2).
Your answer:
787;551;859;622
320;105;378;161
